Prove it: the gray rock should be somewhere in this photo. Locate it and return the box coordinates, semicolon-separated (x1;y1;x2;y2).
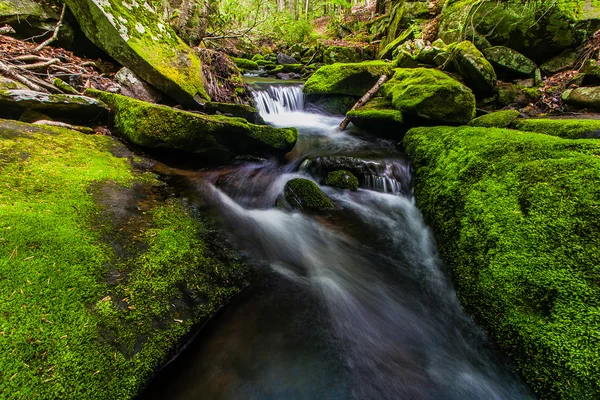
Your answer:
562;87;600;110
276;72;302;80
276;52;299;65
0;90;108;119
115;67;162;103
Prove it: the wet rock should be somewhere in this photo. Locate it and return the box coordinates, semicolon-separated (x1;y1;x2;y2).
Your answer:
283;178;333;211
64;0;209;108
482;46;537;78
453;41;497;96
276;72;302;80
325;170;359;191
0;90;108;121
203;102;264;124
87;89;297;162
347;97;406;137
115;67;162;103
277;52;299;65
305;156;382;178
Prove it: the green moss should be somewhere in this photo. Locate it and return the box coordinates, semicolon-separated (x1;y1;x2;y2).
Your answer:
322;45;375;64
380;67;475;124
378;26;414;60
251;54;264;61
86;89;297;160
513;118;600;139
347;97;406;136
231;57;259;72
453;40;497;96
404;125;600;399
0;119;247;399
496;84;542;107
284;178;334;211
325;170;359;191
482;46;537;77
468;109;520;128
303;61;393;97
53;78;79;95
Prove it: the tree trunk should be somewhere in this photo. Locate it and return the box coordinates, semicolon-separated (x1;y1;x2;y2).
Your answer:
339;75;389;131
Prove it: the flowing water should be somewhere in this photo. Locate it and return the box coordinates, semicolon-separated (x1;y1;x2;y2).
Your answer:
140;82;534;400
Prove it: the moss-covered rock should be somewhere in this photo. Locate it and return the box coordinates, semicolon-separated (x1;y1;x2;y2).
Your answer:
231;57;259;72
284;178;334;211
496;83;542;108
562;87;600;110
453;40;497;96
482;46;537;78
468;109;520;128
439;0;600;62
539;49;580;76
379;27;415;60
322;45;376;64
0;119;248;399
64;0;209;108
204;102;264;124
379;0;406;52
303;61;393;97
513;118;600;139
404;124;600;400
0;77;29;91
581;59;600;86
325;170;359;191
87;89;297;161
347;97;406;137
380;67;476;124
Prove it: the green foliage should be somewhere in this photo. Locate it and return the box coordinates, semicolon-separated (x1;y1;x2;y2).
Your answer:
404;125;600;399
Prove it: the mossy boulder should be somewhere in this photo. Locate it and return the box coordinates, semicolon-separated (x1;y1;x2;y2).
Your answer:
0;119;248;399
379;0;406;52
64;0;209;108
231;57;259;72
380;68;476;124
379;27;415;60
87;90;297;161
346;97;406;137
496;83;542;108
404;124;600;399
562;87;600;110
513;118;600;139
204;102;264;125
303;61;393;97
482;46;537;78
453;41;497;96
283;178;334;211
325;170;359;191
468;109;520;128
581;59;600;86
439;0;600;62
322;45;375;64
539;49;580;76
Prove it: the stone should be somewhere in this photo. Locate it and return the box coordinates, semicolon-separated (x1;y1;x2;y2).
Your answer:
87;89;297;161
453;41;497;96
468;109;520;128
346;97;406;137
283;178;334;211
513;118;600;139
539;49;580;76
303;61;394;97
203;102;264;125
114;67;162;103
562;87;600;110
378;27;415;60
0;77;27;91
496;84;542;107
231;57;259;72
482;46;537;78
323;45;376;64
581;60;600;86
64;0;209;108
276;52;299;65
325;170;359;191
276;72;302;80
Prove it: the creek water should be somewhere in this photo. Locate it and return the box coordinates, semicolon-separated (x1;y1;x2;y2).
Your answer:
139;82;534;400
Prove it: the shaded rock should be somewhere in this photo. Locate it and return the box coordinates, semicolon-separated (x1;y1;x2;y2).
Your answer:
347;97;406;137
283;178;333;211
539;49;580;76
453;41;497;96
380;68;476;124
87;89;297;162
231;57;259;72
276;52;299;65
379;27;414;60
196;48;250;105
305;95;357;115
276;72;302;80
0;90;108;121
303;61;393;97
114;67;162;103
562;87;600;110
468;109;520;128
325;170;359;191
513;118;600;139
482;46;537;78
323;45;375;64
378;0;406;52
204;102;264;125
581;59;600;86
64;0;209;108
19;110;51;123
496;84;541;108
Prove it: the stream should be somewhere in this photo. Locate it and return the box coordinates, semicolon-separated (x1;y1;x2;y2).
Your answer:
139;81;534;400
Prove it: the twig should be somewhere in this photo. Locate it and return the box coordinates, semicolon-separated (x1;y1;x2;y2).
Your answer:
34;3;66;52
17;58;60;70
0;25;15;35
14;55;51;62
0;60;46;92
340;75;389;131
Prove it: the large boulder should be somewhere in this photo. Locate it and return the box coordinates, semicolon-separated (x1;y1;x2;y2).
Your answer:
87;89;297;161
513;118;600;139
439;0;600;62
0;118;248;399
453;41;497;96
114;67;162;103
404;125;600;399
380;68;476;124
64;0;209;108
562;87;600;110
482;46;537;78
346;97;406;137
303;61;394;97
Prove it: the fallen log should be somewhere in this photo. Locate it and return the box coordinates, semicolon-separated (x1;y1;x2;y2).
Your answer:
339;74;388;131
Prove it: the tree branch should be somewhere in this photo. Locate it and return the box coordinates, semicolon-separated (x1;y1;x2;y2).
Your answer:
34;3;66;52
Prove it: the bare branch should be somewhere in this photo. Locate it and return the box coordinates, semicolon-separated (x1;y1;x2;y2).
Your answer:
34;3;67;52
0;60;46;92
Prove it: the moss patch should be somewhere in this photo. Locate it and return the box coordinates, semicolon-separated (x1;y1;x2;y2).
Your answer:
468;109;520;128
231;57;259;72
284;178;334;211
0;119;248;399
405;125;600;399
325;170;359;191
303;61;393;97
513;118;600;139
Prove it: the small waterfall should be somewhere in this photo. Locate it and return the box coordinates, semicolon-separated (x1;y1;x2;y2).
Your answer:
252;85;304;115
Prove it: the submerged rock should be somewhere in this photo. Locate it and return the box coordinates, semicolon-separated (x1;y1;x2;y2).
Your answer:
404;124;600;399
325;170;359;191
115;67;163;103
284;178;334;211
380;68;476;124
453;41;497;96
87;90;297;161
64;0;209;108
468;109;520;128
